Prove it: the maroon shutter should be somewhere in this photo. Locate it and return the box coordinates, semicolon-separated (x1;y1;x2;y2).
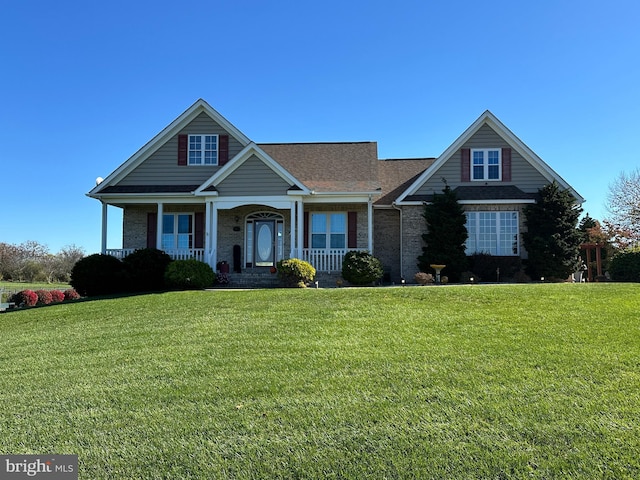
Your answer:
219;135;229;166
147;212;157;248
194;212;204;249
502;147;512;182
178;134;188;166
461;148;470;182
303;212;309;248
348;211;357;248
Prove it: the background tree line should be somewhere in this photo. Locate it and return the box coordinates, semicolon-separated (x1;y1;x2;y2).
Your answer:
0;241;85;283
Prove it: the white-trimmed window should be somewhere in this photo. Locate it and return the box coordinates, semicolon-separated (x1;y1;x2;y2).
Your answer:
162;213;193;250
188;135;218;165
311;213;346;249
465;211;519;256
472;149;501;181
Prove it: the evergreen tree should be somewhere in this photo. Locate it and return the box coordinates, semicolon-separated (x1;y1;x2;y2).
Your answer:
417;185;468;282
523;182;583;280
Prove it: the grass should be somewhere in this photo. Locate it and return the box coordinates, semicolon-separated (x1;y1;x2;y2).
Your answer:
0;284;638;479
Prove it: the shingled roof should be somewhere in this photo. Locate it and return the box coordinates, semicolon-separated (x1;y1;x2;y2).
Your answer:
258;142;381;193
375;158;435;205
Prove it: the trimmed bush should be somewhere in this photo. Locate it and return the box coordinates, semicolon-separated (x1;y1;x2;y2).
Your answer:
468;253;522;283
63;289;81;301
342;250;384;286
122;248;173;292
50;290;65;303
164;259;216;290
35;289;53;306
70;254;129;297
10;290;38;307
609;249;640;282
277;259;316;288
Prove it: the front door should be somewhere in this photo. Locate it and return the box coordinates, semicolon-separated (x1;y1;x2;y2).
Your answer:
254;220;275;267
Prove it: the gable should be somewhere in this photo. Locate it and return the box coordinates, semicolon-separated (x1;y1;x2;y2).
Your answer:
399;111;585;204
116;112;245;186
89;99;251;197
215;154;293;196
412;124;548;196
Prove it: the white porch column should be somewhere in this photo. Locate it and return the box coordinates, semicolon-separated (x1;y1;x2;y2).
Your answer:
289;201;296;258
297;199;304;258
367;195;373;253
101;202;108;254
211;202;218;269
205;200;212;266
156;202;164;250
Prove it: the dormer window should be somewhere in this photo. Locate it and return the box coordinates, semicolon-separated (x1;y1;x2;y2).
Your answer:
472;149;501;181
188;135;218;165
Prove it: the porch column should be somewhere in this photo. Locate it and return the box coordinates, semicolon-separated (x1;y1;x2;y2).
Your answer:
367;195;373;253
205;200;212;266
297;199;304;259
101;202;108;254
211;202;218;269
156;202;164;250
290;201;296;258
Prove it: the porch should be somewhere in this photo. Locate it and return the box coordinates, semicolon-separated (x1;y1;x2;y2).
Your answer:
105;247;357;273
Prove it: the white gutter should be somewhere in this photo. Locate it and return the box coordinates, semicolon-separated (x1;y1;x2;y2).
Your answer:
391;201;404;280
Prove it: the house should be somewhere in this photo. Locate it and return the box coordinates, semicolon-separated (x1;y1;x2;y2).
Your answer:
88;99;584;284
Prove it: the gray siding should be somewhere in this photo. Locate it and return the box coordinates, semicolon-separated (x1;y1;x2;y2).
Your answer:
216;155;292;196
415;124;549;195
118;112;245;186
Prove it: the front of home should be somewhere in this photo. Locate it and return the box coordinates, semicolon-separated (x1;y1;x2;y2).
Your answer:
88;100;584;283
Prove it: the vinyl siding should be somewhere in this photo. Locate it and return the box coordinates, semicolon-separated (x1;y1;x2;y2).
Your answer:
118;113;244;186
414;124;549;195
216;155;292;196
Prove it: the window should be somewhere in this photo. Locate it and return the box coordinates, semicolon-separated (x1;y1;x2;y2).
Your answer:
162;214;193;250
311;213;346;249
188;135;218;165
471;149;501;181
465;211;518;256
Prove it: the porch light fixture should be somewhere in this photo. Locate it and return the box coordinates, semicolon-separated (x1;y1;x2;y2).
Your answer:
234;215;240;223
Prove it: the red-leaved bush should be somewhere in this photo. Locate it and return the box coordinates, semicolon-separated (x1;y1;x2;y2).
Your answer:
35;289;53;306
10;290;38;307
63;289;81;301
50;290;65;303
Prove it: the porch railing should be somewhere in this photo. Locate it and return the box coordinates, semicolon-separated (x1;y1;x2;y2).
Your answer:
105;248;206;262
302;248;365;273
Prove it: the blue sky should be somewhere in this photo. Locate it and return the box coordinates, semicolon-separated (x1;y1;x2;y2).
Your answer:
1;0;639;254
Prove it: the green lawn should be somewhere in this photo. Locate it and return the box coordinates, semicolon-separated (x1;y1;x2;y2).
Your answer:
0;284;638;479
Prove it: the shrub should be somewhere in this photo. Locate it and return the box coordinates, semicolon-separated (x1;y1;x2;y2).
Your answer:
10;290;38;307
414;272;434;285
34;289;53;306
341;250;383;286
164;259;216;290
122;248;173;292
609;249;640;282
468;253;522;282
70;254;129;297
49;290;65;303
63;288;81;301
277;259;316;288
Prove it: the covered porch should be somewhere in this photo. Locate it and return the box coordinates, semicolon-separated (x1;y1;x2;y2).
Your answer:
99;195;373;274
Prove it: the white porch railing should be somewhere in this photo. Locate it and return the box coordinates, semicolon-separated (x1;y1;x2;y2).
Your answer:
105;248;206;262
302;248;365;273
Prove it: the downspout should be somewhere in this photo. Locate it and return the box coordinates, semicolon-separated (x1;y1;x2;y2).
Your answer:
391;202;403;279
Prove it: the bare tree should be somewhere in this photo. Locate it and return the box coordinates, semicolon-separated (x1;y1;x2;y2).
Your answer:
606;168;640;247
